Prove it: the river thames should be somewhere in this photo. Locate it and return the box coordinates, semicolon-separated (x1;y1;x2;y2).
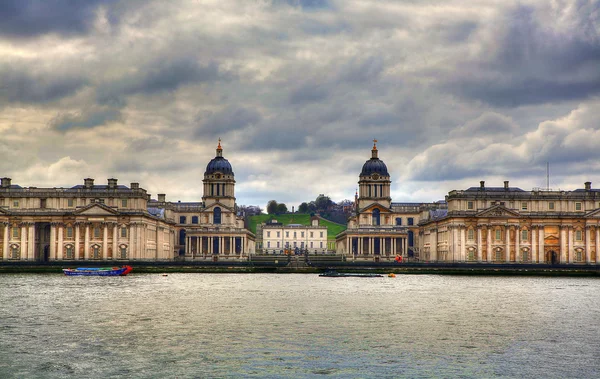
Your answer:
0;273;598;378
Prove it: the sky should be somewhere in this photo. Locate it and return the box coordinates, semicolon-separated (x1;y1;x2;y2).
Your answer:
0;0;599;210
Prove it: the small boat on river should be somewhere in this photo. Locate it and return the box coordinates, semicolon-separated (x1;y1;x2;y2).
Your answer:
63;266;133;276
319;270;383;278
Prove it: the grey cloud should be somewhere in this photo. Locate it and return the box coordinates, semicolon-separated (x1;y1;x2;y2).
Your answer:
195;106;262;138
96;59;225;105
0;0;119;38
50;108;122;131
439;3;600;107
450;112;518;138
0;64;87;104
289;83;329;105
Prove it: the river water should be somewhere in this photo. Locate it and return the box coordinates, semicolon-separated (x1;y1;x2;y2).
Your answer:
0;273;598;378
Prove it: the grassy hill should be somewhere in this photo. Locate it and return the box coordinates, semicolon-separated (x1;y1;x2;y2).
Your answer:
248;214;346;239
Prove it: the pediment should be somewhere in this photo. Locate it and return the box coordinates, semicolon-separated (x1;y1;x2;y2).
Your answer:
584;209;600;218
204;202;233;212
360;203;392;213
74;203;119;216
545;235;560;242
476;205;520;218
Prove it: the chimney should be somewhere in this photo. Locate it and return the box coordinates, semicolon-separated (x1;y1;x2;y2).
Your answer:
585;182;592;191
147;194;151;201
84;178;94;188
504;181;509;190
158;194;166;202
108;178;118;189
130;182;139;190
1;177;11;188
480;180;485;189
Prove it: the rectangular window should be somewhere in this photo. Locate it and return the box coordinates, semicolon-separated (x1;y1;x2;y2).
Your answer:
301;232;304;238
495;229;501;241
575;202;582;211
267;231;271;238
576;230;582;241
267;241;271;248
467;229;474;240
521;230;528;241
467;201;474;210
277;242;280;248
310;232;313;238
320;242;323;248
294;232;297;238
179;216;186;224
66;227;73;238
549;202;555;210
40;199;46;208
310;242;313;248
286;231;289;237
408;218;414;226
94;227;101;238
277;232;280;237
12;227;19;239
320;232;323;238
121;199;128;208
68;199;74;207
521;202;528;211
12;201;19;208
121;227;127;238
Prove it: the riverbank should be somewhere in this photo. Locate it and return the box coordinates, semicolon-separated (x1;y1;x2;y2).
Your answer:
1;261;599;276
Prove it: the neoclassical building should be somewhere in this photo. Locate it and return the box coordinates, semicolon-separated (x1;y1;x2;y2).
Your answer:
419;181;600;264
335;141;442;261
0;177;175;261
262;217;328;254
0;141;254;262
149;141;255;261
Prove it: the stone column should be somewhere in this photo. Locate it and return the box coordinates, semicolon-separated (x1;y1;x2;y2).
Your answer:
129;224;135;260
487;226;492;262
28;224;35;260
49;223;56;260
84;224;90;260
568;227;574;263
75;223;81;260
2;223;8;261
460;226;466;262
476;226;482;262
113;224;118;259
57;224;64;260
596;226;600;264
538;226;545;263
560;226;567;263
102;223;108;260
358;237;362;255
531;226;537;263
505;226;511;263
515;226;521;262
585;226;592;264
21;224;27;260
208;237;212;254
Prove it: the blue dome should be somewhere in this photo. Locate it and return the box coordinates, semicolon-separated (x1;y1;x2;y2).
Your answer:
360;158;389;176
205;157;234;176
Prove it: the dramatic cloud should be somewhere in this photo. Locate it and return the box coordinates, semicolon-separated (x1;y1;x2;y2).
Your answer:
1;0;599;209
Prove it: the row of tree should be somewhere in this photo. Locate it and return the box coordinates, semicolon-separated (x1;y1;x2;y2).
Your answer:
266;200;288;215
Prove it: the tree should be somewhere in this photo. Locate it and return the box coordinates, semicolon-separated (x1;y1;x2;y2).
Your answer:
276;203;288;214
315;194;334;212
298;202;309;213
267;200;278;215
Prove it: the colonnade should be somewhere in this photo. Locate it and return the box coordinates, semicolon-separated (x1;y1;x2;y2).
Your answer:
344;235;406;256
184;235;247;257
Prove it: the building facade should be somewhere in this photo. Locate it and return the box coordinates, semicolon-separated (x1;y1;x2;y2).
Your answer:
0;141;254;262
262;218;328;254
0;177;176;261
335;141;442;261
419;181;600;264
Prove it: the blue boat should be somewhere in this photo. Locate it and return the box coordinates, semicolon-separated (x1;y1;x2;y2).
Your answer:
63;266;133;276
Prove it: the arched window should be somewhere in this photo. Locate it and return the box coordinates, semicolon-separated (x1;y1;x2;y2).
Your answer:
214;207;222;224
192;216;199;224
10;245;20;259
372;209;380;226
92;244;101;259
395;218;402;226
179;216;187;224
65;245;74;260
119;245;128;259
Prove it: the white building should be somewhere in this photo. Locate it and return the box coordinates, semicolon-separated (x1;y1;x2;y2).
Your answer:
262;217;328;253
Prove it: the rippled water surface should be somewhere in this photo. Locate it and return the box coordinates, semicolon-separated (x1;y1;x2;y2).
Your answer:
0;273;599;378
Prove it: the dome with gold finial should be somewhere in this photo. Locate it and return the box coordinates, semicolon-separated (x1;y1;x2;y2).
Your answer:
360;139;389;176
205;139;234;176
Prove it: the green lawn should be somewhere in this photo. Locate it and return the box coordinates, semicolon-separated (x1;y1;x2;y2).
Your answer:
247;214;346;239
